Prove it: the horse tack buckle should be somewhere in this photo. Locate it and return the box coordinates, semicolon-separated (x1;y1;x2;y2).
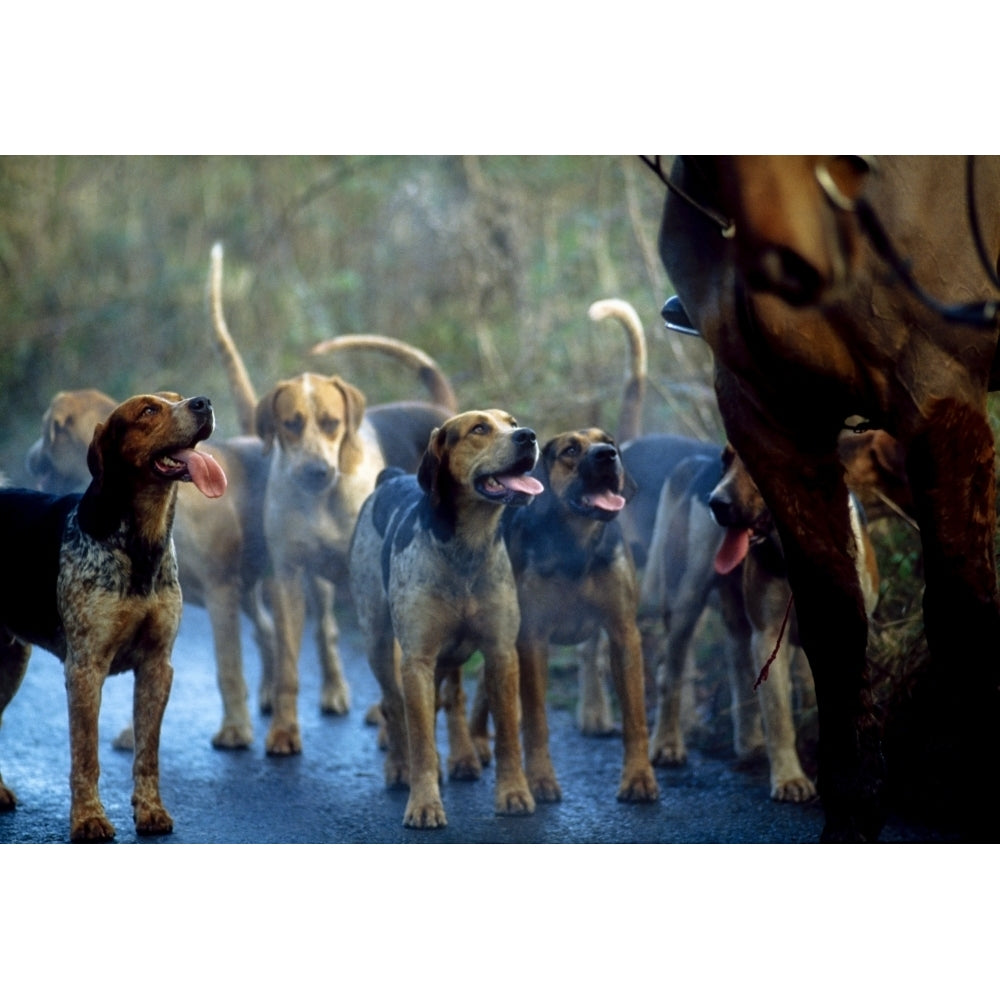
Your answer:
815;155;879;211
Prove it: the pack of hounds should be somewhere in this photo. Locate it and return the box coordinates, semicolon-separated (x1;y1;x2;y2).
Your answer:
0;245;912;841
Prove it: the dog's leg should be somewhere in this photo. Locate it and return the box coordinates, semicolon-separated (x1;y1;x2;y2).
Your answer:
577;633;616;736
367;634;408;787
266;568;306;755
482;641;535;817
253;579;278;714
468;669;493;766
131;652;175;836
65;655;116;842
205;578;253;749
518;639;561;801
0;638;31;811
649;603;702;767
750;619;816;803
716;573;764;761
638;618;664;711
309;575;350;715
401;653;447;828
606;621;660;802
438;665;482;781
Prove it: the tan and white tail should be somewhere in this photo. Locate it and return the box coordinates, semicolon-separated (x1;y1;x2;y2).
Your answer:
208;243;259;436
588;298;647;444
310;333;458;412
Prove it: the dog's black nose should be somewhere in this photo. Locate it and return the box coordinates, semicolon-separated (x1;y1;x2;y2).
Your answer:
188;396;212;413
298;460;333;494
592;443;618;465
513;428;537;447
708;495;734;527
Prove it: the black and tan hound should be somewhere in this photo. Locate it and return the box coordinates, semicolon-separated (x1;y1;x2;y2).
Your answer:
473;427;660;805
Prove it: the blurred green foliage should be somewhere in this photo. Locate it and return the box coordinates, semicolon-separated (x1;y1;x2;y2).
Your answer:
0;155;722;481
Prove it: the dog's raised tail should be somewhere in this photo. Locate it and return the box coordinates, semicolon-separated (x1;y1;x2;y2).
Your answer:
208;243;258;436
310;334;458;413
588;298;647;444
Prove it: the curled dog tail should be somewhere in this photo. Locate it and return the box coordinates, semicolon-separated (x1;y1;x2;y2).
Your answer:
208;243;259;436
588;298;647;444
310;334;458;413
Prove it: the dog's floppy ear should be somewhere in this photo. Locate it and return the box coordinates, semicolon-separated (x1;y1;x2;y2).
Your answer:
527;437;559;512
86;420;108;484
539;437;560;481
255;387;279;453
417;426;446;504
621;466;639;504
79;416;125;538
615;437;639;504
332;376;367;474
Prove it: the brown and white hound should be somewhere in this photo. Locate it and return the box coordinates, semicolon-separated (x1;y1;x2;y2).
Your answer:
209;244;455;756
643;443;881;803
0;393;226;842
349;409;542;829
25;388;274;751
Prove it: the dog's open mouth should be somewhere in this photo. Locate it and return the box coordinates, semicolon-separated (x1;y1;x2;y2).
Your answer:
713;519;770;576
476;458;544;506
714;527;752;575
575;487;626;517
154;447;228;498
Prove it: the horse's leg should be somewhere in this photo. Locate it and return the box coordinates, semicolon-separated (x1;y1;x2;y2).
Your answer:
732;424;883;842
904;397;1000;838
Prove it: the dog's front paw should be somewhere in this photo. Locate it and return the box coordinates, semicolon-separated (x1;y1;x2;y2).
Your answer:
112;725;135;752
320;681;350;715
771;774;818;803
0;780;17;812
265;723;302;756
212;722;253;750
650;740;687;767
578;709;618;737
448;752;482;782
617;766;660;803
384;755;410;788
403;794;447;829
529;774;563;803
495;781;535;816
258;686;274;715
473;735;492;767
70;810;116;843
134;802;174;837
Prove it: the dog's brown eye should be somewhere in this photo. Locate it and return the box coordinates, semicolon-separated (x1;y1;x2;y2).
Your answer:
470;423;489;435
142;405;159;417
562;444;580;458
319;416;340;436
283;415;305;436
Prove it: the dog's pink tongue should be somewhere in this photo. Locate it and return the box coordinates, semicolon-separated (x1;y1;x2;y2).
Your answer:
176;448;228;498
587;490;626;512
714;527;751;575
497;473;544;496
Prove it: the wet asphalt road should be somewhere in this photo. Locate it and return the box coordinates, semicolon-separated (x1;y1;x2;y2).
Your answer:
0;603;950;845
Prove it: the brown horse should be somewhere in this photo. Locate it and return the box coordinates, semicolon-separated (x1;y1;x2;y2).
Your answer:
654;155;1000;841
